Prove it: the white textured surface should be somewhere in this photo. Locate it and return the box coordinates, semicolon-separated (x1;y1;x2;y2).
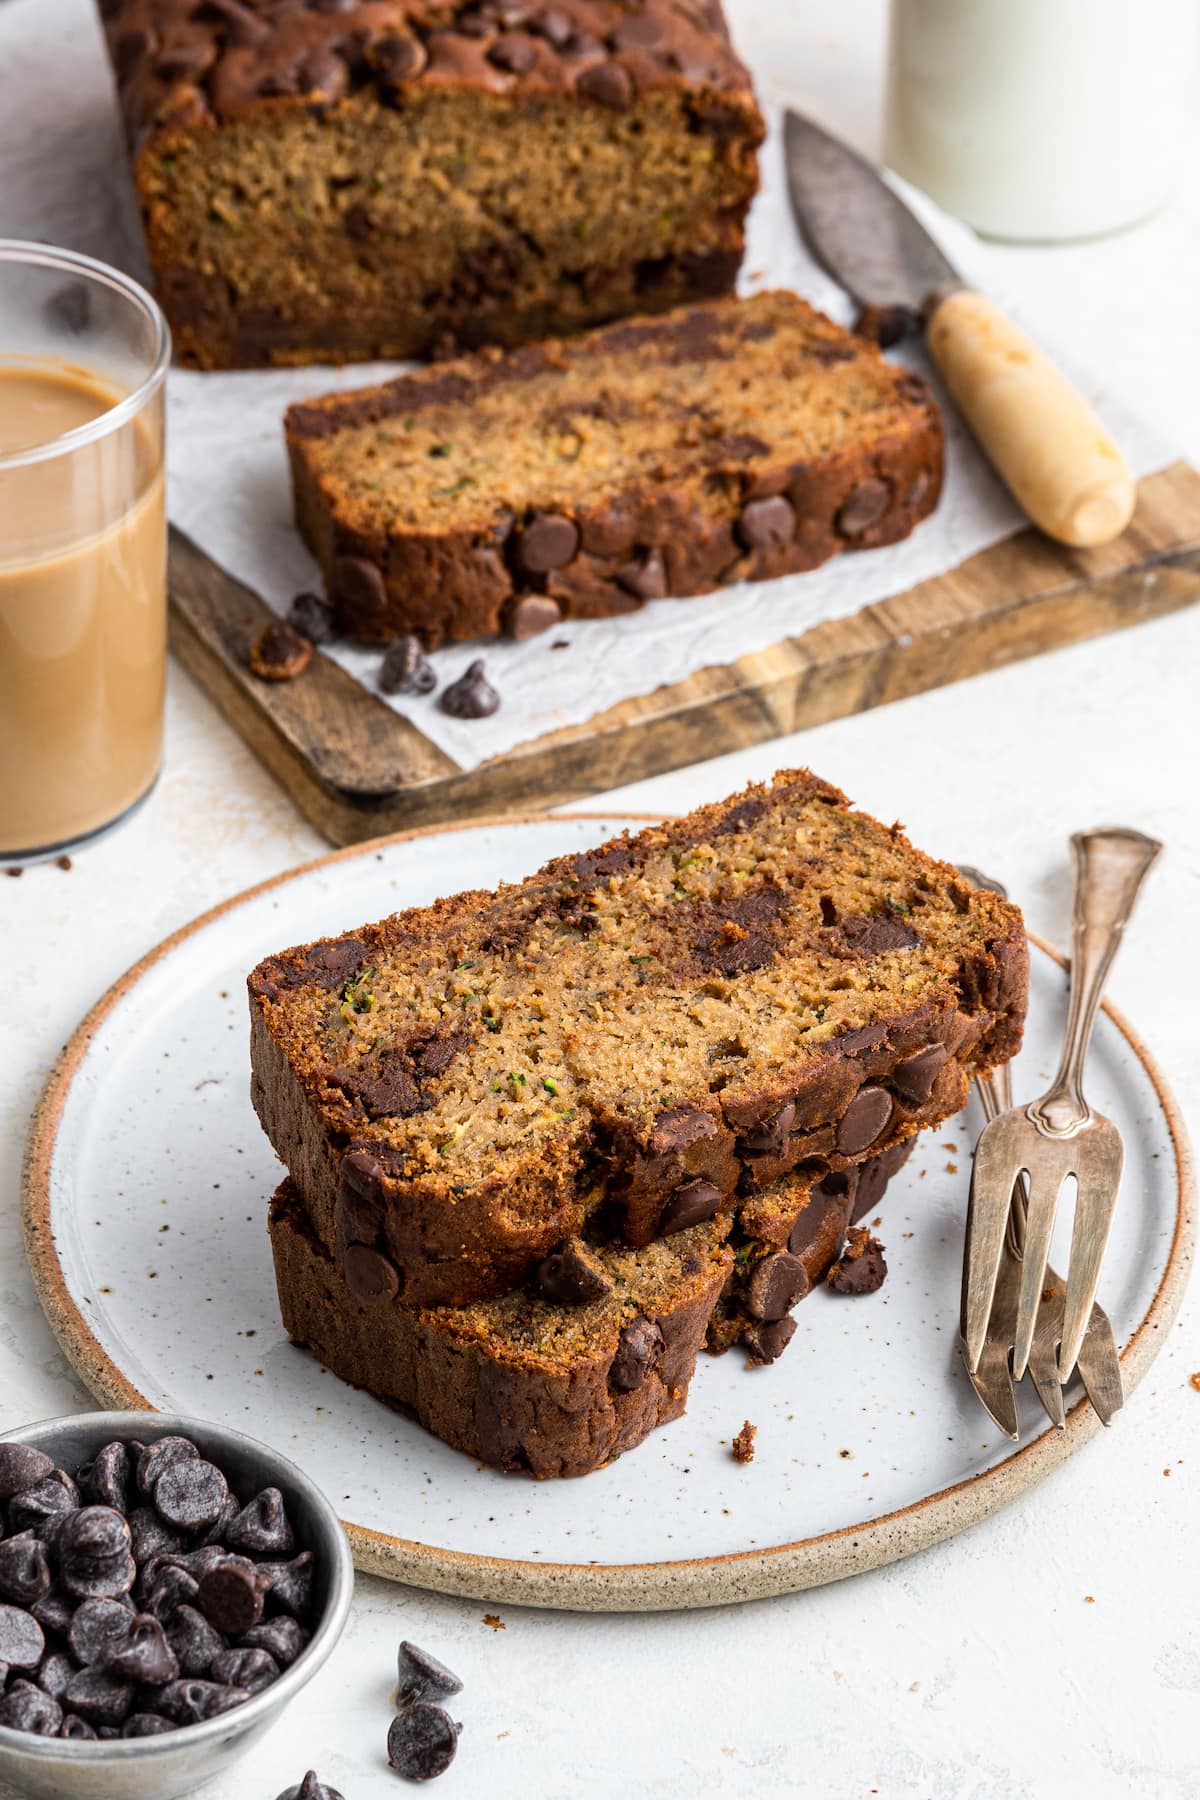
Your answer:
0;0;1199;1796
0;0;1175;770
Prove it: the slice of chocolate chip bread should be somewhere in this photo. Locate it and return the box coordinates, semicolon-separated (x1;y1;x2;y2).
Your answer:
269;1180;732;1479
707;1136;915;1364
284;291;943;646
101;1;763;369
249;770;1026;1309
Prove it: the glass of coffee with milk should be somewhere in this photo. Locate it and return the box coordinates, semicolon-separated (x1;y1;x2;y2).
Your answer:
0;241;169;863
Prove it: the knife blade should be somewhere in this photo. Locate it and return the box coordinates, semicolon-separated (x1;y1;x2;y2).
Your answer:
783;111;1136;550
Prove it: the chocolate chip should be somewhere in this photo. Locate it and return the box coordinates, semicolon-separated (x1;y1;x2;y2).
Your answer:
60;1712;98;1739
838;911;920;955
0;1677;61;1734
7;1469;79;1538
616;547;668;600
743;1315;798;1364
836;1085;893;1155
0;1445;54;1500
287;591;338;645
210;1645;280;1694
488;29;537;70
300;45;349;101
828;1229;888;1294
153;1460;229;1533
155;37;217;81
387;1702;462;1781
68;1597;136;1667
62;1666;135;1727
77;1441;130;1515
108;1615;179;1685
334;553;387;613
225;1489;295;1558
379;634;437;695
648;1104;716;1155
276;1775;346;1800
836;478;891;537
154;1678;252;1725
57;1507;135;1600
516;511;579;572
142;1564;199;1624
740;1101;796;1158
166;1603;227;1677
343;1242;401;1303
397;1639;464;1707
738;494;796;550
136;1437;199;1498
249;619;314;682
853;302;920;348
0;1603;44;1669
201;1493;241;1548
37;1650;76;1700
258;1552;314;1620
611;1318;664;1392
576;58;633;108
788;1186;845;1256
659;1178;722;1236
0;1531;51;1606
507;593;562;639
240;1615;310;1668
439;658;500;719
373;31;427;84
530;6;572;46
123;1712;175;1736
891;1043;949;1106
31;1587;75;1637
196;1558;270;1635
744;1251;811;1322
611;13;663;48
536;1238;612;1304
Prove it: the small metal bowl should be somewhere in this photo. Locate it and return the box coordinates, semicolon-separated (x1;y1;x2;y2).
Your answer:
0;1411;354;1800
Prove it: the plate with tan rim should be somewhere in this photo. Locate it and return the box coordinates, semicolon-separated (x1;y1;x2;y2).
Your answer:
23;814;1195;1612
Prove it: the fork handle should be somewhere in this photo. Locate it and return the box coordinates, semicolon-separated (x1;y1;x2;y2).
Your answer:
1030;828;1162;1137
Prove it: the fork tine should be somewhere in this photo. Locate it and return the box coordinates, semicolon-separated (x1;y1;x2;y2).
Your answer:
1026;1286;1066;1429
1059;1144;1125;1381
962;1124;1021;1371
1075;1296;1124;1424
965;1337;1020;1440
1012;1166;1064;1380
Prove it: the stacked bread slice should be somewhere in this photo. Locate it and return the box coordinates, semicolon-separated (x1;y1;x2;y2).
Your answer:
249;770;1027;1478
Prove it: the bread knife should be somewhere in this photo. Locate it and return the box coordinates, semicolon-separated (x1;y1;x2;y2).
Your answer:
783;110;1136;548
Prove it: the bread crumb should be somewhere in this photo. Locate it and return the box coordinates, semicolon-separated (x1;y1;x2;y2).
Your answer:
945;1162;958;1175
1084;1595;1095;1604
482;1613;506;1631
731;1420;757;1465
1189;1372;1200;1392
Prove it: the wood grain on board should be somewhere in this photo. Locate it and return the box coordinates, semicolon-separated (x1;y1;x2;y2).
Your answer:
168;460;1200;847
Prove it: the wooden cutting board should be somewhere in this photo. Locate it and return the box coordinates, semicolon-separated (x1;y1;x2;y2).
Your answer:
169;460;1200;846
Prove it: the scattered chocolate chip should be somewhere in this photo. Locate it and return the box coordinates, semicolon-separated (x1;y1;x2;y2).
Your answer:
68;1596;136;1667
224;1488;295;1558
123;1712;175;1736
136;1437;199;1498
387;1702;462;1781
740;1102;796;1158
743;1315;799;1364
891;1044;949;1106
0;1603;44;1669
439;658;500;719
166;1603;227;1677
516;511;579;572
828;1228;888;1294
836;1085;893;1155
209;1645;280;1694
836;478;891;537
153;1460;229;1533
154;1678;252;1725
60;1712;98;1739
249;619;314;682
0;1444;55;1501
507;593;562;639
343;1242;401;1303
536;1238;612;1304
196;1558;269;1635
276;1774;346;1800
61;1666;136;1727
397;1640;464;1708
738;494;796;550
610;1318;664;1392
7;1469;79;1538
616;547;668;600
108;1614;179;1685
659;1177;722;1236
287;591;338;645
258;1552;314;1621
334;554;387;613
744;1252;810;1322
379;634;437;696
854;302;920;348
0;1677;61;1734
0;1531;51;1606
576;58;633;108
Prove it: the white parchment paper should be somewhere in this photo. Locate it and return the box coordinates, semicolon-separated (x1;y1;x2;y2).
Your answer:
0;0;1174;771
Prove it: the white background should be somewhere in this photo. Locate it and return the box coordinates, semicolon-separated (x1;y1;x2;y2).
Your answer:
2;2;1199;1795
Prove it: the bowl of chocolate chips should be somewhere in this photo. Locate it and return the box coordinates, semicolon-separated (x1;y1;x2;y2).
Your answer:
0;1412;353;1799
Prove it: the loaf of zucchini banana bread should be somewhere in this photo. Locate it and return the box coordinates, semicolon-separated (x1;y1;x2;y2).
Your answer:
249;770;1025;1311
100;0;764;369
285;290;943;645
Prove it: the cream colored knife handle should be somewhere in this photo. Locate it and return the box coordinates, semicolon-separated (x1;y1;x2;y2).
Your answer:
925;288;1136;548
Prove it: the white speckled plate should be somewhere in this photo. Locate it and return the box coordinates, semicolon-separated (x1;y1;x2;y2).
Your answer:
24;816;1194;1611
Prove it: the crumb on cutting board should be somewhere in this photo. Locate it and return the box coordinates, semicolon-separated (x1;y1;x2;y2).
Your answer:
731;1420;757;1465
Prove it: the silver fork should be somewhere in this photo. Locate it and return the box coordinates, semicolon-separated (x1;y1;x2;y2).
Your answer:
959;867;1125;1437
962;829;1161;1391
